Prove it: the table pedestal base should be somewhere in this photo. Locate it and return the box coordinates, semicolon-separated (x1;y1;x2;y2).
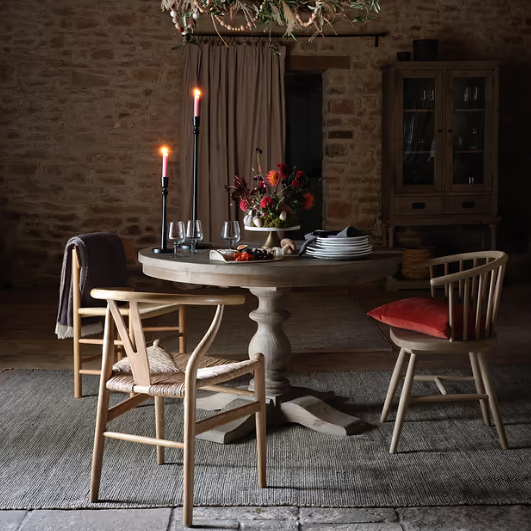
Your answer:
195;286;365;444
196;387;365;444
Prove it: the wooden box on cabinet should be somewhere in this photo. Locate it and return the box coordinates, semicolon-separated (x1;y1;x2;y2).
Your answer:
382;61;500;251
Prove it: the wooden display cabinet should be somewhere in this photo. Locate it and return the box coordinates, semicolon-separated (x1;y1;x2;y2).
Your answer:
382;62;500;255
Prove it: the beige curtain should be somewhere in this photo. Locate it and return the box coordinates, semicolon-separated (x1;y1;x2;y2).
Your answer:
181;38;286;241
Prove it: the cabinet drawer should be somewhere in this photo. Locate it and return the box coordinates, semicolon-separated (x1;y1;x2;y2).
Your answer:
395;196;442;216
444;195;492;215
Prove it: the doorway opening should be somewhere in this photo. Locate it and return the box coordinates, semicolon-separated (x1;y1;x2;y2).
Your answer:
285;72;323;239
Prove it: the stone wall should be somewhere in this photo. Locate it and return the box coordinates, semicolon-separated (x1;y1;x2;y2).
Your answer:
2;0;531;286
1;0;182;286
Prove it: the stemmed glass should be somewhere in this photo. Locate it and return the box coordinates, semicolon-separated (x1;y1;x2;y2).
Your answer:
168;221;185;255
221;221;241;249
185;220;203;253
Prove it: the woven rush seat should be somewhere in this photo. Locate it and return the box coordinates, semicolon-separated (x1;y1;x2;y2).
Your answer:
107;345;258;397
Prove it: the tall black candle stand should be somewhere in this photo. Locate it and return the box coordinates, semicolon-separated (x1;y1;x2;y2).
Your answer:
192;116;200;233
152;175;172;254
182;115;212;250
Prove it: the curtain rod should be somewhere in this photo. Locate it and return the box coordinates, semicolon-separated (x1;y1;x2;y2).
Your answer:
193;32;387;47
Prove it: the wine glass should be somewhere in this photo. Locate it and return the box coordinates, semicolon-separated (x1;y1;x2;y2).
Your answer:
221;221;241;249
168;221;185;255
185;220;203;253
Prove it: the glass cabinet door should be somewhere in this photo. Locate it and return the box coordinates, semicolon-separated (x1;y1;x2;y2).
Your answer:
395;70;444;193
445;70;494;192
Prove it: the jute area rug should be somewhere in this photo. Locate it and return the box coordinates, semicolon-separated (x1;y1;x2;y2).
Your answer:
1;368;530;509
166;290;391;356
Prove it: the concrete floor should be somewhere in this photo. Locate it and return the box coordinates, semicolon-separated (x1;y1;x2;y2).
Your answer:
3;506;531;530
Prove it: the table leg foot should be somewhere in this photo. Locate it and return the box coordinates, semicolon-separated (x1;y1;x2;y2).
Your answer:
195;391;365;443
280;395;365;436
196;398;258;444
196;390;240;411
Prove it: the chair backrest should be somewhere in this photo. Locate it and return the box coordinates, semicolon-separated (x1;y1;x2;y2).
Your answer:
427;251;508;341
72;238;136;314
90;289;245;387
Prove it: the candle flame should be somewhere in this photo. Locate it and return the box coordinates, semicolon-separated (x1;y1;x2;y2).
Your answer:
161;146;169;155
194;88;201;97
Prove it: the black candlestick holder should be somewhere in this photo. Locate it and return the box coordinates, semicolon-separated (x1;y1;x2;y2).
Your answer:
152;176;173;254
192;116;199;231
180;115;212;251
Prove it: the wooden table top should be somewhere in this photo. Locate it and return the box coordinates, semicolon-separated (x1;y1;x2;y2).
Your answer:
138;248;403;289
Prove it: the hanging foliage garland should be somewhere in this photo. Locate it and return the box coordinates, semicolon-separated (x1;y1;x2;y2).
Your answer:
161;0;380;43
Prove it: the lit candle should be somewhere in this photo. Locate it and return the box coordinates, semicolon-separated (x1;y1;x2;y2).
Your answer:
193;88;201;117
161;146;169;178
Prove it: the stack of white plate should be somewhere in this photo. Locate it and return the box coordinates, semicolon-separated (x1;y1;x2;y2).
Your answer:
306;235;372;260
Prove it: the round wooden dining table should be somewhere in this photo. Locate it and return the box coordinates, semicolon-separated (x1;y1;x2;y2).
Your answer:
139;247;402;443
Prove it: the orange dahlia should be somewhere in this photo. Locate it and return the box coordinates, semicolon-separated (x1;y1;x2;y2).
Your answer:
267;170;280;186
303;192;315;210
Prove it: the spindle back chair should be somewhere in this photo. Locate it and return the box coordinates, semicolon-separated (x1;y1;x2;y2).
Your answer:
72;239;185;398
381;251;509;454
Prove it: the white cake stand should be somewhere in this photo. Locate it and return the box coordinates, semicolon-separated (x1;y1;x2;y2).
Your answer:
244;225;300;248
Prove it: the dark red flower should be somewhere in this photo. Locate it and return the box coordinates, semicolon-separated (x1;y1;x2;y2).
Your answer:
292;170;306;188
277;163;288;180
234;175;249;195
240;199;249;212
260;196;275;209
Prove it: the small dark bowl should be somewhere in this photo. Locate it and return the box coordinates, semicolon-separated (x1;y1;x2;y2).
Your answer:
397;52;411;62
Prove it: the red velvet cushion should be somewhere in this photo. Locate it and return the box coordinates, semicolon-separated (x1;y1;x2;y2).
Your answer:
368;298;480;339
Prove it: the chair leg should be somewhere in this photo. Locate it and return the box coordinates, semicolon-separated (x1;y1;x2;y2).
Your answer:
179;307;187;354
183;394;197;526
477;353;508;450
116;345;124;362
390;352;417;454
469;352;490;426
89;385;111;501
155;396;165;465
381;348;407;423
90;305;116;502
128;320;135;398
254;354;267;488
73;334;82;399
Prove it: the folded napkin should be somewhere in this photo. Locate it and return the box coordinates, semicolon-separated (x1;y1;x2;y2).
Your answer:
298;226;369;256
55;232;127;339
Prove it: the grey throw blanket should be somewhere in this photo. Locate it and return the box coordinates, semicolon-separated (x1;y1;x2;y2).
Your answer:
298;226;369;256
55;233;127;339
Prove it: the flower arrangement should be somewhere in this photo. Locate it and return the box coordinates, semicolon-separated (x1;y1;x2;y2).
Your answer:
161;0;380;42
227;148;318;229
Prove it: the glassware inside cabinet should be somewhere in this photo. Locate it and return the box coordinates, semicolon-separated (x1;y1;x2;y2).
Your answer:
451;77;487;187
402;78;436;187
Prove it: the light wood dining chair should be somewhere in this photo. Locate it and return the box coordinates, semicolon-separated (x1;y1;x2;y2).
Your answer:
381;250;509;453
72;240;186;398
88;289;266;527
